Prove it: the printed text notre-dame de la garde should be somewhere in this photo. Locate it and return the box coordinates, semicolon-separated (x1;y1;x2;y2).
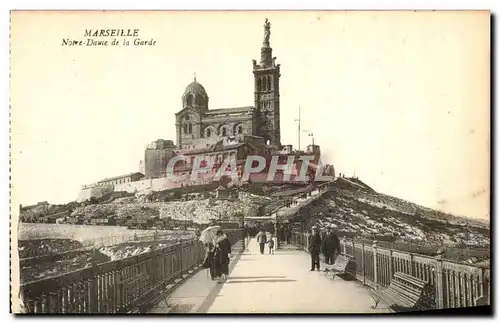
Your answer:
61;29;156;47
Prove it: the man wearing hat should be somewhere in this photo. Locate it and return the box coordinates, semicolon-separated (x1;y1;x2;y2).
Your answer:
308;226;322;271
322;225;340;265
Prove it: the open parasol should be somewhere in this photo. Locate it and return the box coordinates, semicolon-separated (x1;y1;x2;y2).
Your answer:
199;225;221;244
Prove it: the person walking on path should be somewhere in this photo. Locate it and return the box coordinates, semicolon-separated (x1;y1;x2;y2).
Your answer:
244;225;250;251
308;226;322;271
331;229;341;264
255;229;268;254
213;230;231;284
322;227;336;266
268;236;275;254
278;225;285;243
202;242;216;280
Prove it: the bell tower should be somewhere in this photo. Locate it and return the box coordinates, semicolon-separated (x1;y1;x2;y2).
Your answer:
253;18;281;147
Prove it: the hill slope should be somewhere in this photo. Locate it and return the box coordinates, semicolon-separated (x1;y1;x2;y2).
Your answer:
294;185;490;249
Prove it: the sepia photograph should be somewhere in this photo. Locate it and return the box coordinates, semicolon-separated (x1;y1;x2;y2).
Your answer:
9;10;491;314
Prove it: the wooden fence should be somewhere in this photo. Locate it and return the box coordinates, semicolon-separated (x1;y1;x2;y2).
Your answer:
291;232;490;309
20;229;243;313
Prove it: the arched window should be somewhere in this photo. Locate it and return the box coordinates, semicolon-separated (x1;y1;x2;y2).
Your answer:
183;124;188;134
188;123;193;134
186;94;194;107
263;77;267;91
206;128;212;137
257;78;262;92
221;127;227;136
195;95;204;106
267;76;272;91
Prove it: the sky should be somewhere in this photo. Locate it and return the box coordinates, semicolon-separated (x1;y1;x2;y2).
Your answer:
10;11;490;220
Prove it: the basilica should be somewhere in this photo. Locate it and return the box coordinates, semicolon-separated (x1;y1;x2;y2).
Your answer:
143;19;321;180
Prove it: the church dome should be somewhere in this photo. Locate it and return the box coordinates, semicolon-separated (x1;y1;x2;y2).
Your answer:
183;79;207;97
182;77;209;109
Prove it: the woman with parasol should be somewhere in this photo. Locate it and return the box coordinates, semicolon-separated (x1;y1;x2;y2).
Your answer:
200;225;220;280
213;230;232;283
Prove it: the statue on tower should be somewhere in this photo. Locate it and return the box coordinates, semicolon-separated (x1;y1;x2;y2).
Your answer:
264;18;271;43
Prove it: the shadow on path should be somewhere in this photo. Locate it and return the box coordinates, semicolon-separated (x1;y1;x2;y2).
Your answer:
225;279;296;284
228;276;287;280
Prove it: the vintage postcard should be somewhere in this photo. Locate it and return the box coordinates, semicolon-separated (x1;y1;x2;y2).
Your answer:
10;10;490;314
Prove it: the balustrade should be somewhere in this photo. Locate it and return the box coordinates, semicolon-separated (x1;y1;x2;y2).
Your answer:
290;232;490;309
20;229;242;313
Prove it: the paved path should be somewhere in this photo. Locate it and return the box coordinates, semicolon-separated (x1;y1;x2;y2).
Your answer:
151;238;391;313
206;239;391;313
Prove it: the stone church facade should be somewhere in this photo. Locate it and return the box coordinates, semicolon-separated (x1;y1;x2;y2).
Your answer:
175;18;281;151
80;19;328;189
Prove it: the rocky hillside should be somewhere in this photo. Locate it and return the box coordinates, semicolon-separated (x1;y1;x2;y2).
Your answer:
294;186;490;248
19;180;489;251
68;198;257;224
20;183;313;225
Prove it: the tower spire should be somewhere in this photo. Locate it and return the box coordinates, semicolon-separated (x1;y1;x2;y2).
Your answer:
263;18;271;47
260;18;273;67
193;72;196;82
253;18;281;147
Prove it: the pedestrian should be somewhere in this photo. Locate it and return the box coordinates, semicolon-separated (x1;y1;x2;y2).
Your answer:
332;230;341;263
278;225;285;243
322;227;335;265
244;225;250;251
213;230;231;284
268;236;275;254
255;229;267;254
308;226;322;271
202;241;216;280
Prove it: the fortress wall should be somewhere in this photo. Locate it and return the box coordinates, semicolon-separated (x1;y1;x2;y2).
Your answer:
114;178;154;193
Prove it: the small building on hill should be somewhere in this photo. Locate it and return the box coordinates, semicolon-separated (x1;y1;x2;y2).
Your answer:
97;172;145;186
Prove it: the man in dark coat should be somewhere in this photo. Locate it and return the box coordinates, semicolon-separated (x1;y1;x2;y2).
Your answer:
243;225;250;251
331;230;340;263
278;225;285;243
322;227;339;265
308;226;322;271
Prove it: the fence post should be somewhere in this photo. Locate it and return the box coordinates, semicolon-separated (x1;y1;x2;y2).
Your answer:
434;251;445;309
409;253;414;276
361;243;366;285
388;249;394;282
479;267;488;301
179;240;183;274
87;264;98;313
373;240;378;288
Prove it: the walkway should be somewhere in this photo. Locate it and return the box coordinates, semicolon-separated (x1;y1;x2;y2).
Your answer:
150;239;391;314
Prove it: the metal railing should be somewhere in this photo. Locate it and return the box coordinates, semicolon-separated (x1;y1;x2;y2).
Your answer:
291;232;491;309
20;229;243;313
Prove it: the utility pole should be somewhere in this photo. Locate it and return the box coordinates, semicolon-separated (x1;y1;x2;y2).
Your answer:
294;107;301;151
